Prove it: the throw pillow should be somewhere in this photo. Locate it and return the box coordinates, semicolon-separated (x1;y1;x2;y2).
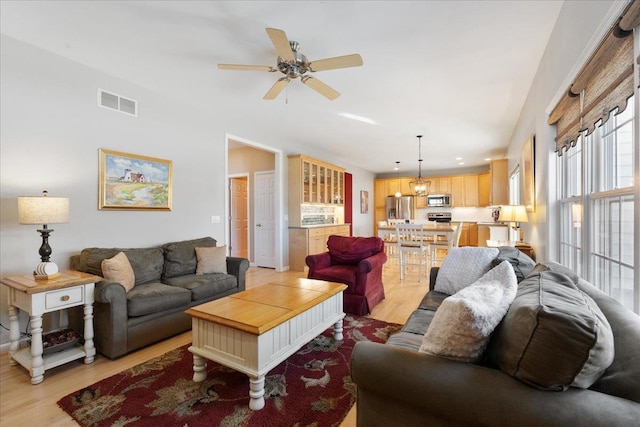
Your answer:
419;260;518;363
490;246;536;282
434;247;499;295
101;251;135;292
487;269;615;391
195;246;227;275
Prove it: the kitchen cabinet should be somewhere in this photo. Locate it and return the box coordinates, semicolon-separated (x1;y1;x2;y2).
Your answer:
289;224;350;271
429;176;451;194
489;159;508;206
450;175;479;207
288;155;345;227
451;222;478;247
478;173;491;207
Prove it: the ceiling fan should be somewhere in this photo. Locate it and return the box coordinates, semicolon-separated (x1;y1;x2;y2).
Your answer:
218;27;363;100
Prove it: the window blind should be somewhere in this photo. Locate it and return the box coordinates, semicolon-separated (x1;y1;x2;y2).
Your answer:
549;1;637;156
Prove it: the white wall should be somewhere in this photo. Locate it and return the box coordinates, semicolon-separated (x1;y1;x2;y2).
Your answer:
504;0;620;262
0;35;373;345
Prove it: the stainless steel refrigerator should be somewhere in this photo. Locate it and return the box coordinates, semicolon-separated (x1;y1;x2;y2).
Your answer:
386;196;415;221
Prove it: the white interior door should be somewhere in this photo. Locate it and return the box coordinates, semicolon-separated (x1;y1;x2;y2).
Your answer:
254;171;276;268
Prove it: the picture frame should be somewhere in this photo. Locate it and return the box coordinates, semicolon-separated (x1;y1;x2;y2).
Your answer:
522;135;535;212
360;190;369;214
99;148;172;210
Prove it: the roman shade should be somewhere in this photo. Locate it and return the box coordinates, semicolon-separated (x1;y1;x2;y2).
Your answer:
549;0;638;156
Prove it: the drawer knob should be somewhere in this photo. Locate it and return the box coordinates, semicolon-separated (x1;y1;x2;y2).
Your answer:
61;295;70;302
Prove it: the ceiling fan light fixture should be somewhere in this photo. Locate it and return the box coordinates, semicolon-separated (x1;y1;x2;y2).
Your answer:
218;27;363;101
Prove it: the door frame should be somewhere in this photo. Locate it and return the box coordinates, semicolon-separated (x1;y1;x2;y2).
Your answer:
228;173;250;260
225;133;285;272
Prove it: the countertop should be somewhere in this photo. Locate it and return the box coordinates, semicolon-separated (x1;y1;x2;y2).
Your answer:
289;223;350;229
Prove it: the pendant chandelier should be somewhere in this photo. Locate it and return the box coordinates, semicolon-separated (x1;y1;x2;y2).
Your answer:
409;135;431;196
394;161;402;197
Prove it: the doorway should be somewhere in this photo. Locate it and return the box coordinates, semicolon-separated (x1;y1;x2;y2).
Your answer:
229;176;249;259
225;134;284;271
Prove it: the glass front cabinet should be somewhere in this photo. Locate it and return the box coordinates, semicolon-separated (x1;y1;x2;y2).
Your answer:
288;154;345;226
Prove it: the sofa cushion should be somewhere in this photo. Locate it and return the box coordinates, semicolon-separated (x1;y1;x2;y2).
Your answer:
163;273;238;301
327;235;383;265
419;260;517;363
127;282;192;317
490;246;536;282
434;247;499;295
101;251;135;292
162;237;217;279
195;246;227;275
575;275;640;403
387;309;436;351
487;269;614;391
79;247;164;285
418;290;449;311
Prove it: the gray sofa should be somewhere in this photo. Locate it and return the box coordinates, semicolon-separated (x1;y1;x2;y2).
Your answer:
70;237;249;359
351;250;640;426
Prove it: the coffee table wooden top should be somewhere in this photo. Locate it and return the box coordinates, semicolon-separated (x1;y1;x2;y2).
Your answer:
186;278;347;335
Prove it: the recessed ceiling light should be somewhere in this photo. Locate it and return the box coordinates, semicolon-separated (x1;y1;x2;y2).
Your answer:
458;162;465;165
338;112;378;125
456;157;463;161
484;158;492;161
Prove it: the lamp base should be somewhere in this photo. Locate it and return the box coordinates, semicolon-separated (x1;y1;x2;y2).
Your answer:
33;262;60;280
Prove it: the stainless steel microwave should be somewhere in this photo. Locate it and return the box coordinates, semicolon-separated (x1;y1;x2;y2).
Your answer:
427;194;452;207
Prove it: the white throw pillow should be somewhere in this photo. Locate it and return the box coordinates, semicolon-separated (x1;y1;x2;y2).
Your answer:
419;260;518;363
101;251;135;292
195;246;227;275
434;247;499;295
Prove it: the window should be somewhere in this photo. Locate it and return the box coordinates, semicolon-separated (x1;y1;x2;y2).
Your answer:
556;95;636;312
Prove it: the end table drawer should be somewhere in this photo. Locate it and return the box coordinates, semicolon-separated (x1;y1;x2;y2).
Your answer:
46;287;84;309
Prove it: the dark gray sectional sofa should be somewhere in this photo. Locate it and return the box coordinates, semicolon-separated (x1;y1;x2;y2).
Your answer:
351;248;640;426
70;237;249;359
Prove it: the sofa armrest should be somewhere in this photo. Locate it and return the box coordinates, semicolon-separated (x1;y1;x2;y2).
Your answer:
429;266;439;291
351;341;640;427
306;252;331;273
92;280;129;359
226;257;250;291
357;251;387;273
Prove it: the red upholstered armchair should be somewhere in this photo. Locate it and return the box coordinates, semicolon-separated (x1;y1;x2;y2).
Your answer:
306;235;387;315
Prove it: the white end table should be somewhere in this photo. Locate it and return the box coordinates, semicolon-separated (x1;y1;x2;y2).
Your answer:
1;270;101;384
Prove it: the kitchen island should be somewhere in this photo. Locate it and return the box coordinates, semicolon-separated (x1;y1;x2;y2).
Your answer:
289;224;350;271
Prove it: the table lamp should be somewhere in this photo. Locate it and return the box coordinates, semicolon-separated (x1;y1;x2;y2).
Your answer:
18;190;69;279
499;205;528;244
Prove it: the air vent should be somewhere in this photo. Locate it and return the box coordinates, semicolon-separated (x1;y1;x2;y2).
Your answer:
98;89;137;116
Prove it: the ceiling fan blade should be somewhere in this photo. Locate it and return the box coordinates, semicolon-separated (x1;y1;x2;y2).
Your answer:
218;64;275;72
265;27;295;62
309;54;363;72
263;78;290;100
301;76;340;100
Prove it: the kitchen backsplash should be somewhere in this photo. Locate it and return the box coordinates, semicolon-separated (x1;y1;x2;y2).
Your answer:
301;205;339;225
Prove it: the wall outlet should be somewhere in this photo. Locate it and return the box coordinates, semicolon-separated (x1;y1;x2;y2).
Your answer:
210;215;221;224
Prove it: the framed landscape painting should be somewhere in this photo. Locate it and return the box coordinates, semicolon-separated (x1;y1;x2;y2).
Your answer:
99;149;172;210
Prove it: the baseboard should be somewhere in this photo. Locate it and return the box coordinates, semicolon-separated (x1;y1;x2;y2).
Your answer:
0;336;29;355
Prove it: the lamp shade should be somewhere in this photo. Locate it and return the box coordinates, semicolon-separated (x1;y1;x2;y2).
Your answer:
18;195;69;225
499;205;528;223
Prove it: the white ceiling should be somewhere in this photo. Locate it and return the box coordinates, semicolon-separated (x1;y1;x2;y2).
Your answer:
0;0;563;175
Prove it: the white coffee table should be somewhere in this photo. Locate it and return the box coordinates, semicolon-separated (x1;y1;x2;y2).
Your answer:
186;278;347;410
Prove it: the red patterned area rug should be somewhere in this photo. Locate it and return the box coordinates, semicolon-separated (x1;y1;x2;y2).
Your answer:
57;315;401;427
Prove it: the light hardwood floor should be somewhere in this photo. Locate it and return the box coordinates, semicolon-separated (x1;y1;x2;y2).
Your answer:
0;256;430;427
